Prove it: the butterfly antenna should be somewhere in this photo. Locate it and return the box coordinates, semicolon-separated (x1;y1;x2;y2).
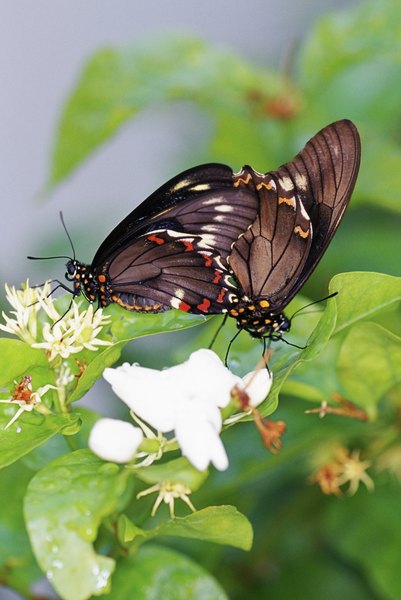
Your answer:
27;212;76;262
290;292;338;321
59;211;76;260
208;314;228;350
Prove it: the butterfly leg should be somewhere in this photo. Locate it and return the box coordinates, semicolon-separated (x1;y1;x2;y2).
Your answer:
208;314;228;350
224;328;243;367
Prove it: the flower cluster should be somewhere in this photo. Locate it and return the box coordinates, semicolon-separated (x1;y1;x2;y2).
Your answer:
0;281;112;429
0;280;111;362
310;446;374;496
89;349;273;472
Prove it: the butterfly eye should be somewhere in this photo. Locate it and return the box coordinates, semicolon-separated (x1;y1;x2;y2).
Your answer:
65;261;77;281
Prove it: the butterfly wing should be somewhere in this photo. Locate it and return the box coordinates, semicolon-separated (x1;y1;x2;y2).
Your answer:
228;120;361;311
228;170;313;306
92;163;258;270
273;119;361;298
107;230;235;314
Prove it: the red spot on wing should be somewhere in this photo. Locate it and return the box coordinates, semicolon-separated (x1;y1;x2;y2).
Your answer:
178;301;191;312
197;298;211;313
180;240;194;252
148;234;165;245
217;288;227;303
201;253;213;267
213;270;222;284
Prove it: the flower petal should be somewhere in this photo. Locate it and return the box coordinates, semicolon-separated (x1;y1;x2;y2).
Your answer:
89;418;143;463
241;368;273;407
103;365;178;431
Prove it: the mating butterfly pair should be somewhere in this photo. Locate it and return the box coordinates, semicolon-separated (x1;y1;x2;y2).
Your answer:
61;120;361;341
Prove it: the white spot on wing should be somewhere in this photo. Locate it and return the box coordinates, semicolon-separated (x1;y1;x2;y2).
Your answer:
295;173;307;191
203;197;222;206
171;298;181;309
171;179;190;192
202;225;221;233
215;205;234;212
191;183;211;192
279;176;294;191
299;199;310;221
175;289;184;300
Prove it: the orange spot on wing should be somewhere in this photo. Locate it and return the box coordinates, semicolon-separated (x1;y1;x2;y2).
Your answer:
98;274;106;283
213;270;222;284
197;298;211;313
181;240;194;252
201;253;213;267
217;288;227;303
178;301;191;312
148;234;165;245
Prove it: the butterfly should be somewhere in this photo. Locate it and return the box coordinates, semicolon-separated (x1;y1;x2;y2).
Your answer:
53;119;359;342
61;164;258;313
224;119;360;340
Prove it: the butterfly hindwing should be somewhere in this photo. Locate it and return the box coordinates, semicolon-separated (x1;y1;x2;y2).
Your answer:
108;230;235;314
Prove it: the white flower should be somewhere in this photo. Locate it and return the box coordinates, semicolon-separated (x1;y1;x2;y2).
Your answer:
89;418;144;463
0;280;52;344
137;481;196;517
0;280;111;362
240;368;273;407
32;302;111;361
103;349;273;472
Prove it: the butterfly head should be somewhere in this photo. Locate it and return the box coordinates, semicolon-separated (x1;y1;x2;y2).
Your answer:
228;296;291;340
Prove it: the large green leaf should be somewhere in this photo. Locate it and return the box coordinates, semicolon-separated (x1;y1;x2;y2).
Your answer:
111;545;228;599
0;411;81;469
24;450;133;600
0;339;50;389
159;505;253;551
0;462;41;595
329;272;401;334
49;37;286;186
337;322;401;417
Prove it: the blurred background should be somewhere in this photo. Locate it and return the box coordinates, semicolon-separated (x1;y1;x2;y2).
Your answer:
3;1;401;599
1;0;356;287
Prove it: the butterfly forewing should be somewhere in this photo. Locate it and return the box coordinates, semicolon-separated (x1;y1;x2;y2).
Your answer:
92;163;258;269
228;119;360;315
228;169;313;307
271;119;361;300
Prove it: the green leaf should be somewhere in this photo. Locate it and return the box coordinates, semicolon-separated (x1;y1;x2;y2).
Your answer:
0;339;50;389
299;0;401;130
329;272;401;334
0;461;41;595
49;37;287;186
111;544;228;599
325;480;401;600
337;322;401;417
24;449;133;600
136;457;208;491
0;412;81;469
69;307;208;403
159;505;253;551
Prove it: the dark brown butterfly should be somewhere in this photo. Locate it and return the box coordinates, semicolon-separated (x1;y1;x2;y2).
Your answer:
225;119;360;339
62;164;258;313
43;119;359;343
